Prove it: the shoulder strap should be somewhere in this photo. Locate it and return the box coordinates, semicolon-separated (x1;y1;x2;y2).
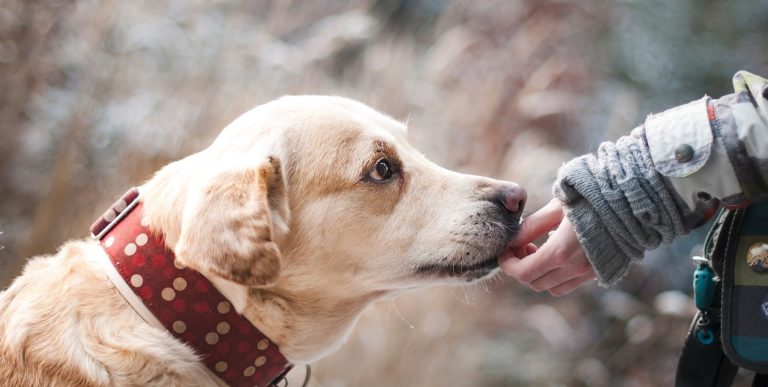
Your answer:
676;209;739;387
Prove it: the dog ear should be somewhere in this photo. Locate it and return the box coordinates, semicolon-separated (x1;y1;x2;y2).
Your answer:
174;156;287;287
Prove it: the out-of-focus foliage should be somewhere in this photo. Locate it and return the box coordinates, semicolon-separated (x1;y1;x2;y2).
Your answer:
0;1;766;386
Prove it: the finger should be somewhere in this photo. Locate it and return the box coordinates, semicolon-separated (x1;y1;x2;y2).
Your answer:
498;243;538;262
499;250;558;284
513;199;564;246
498;247;523;262
511;245;527;258
547;273;595;297
528;263;592;292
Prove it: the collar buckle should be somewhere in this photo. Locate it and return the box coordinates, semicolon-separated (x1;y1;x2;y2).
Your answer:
90;187;142;240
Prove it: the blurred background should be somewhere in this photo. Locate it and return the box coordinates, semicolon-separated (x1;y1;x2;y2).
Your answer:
1;0;767;385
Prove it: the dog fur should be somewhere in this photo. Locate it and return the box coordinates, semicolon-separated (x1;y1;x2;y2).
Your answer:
0;96;524;386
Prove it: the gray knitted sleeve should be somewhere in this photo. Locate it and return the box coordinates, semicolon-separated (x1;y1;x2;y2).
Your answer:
553;128;691;285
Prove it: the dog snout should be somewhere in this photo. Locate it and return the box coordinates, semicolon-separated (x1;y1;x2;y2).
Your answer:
494;184;527;215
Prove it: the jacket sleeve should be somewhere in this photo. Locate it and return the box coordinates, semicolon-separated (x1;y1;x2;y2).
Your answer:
553;71;768;286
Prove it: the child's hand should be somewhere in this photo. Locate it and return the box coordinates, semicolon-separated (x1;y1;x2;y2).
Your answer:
499;199;595;296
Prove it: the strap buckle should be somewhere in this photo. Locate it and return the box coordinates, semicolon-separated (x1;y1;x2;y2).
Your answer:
90;187;142;240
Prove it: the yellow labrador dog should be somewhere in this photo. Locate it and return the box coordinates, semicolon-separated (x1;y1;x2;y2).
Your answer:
0;96;525;386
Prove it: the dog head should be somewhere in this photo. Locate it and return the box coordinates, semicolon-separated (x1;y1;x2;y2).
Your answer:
142;96;525;362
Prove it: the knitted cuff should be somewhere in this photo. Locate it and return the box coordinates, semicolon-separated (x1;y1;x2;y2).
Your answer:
553;131;690;286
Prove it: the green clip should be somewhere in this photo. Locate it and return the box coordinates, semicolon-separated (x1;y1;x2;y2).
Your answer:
692;256;716;311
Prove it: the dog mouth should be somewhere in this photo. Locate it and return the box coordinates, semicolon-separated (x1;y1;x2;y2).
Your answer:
412;209;519;283
415;256;500;282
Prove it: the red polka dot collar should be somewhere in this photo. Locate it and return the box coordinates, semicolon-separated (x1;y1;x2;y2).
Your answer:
90;188;292;387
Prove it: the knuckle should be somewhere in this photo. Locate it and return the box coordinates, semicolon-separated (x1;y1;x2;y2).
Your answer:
519;271;536;284
528;283;543;292
552;252;569;266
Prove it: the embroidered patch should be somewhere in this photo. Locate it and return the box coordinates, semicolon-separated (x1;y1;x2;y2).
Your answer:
747;242;768;274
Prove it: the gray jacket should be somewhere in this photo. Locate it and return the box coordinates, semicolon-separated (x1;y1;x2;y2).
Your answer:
556;71;768;285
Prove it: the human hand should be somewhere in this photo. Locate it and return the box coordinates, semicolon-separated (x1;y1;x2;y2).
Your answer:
499;199;596;296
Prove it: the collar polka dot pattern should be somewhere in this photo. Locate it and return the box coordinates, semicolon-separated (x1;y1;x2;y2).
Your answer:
98;200;291;387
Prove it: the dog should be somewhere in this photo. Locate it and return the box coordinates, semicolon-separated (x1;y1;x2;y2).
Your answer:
0;96;526;386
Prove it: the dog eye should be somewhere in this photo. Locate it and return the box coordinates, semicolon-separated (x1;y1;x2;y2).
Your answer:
369;159;394;182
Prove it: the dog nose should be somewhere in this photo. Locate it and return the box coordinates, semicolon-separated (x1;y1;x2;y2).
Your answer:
496;184;527;215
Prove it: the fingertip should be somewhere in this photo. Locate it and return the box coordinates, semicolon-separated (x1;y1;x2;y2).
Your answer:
546;197;563;209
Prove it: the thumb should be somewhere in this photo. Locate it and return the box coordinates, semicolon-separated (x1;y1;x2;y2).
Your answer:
512;198;564;246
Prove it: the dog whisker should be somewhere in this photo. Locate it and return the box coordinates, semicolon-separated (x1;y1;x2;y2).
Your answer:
389;297;415;329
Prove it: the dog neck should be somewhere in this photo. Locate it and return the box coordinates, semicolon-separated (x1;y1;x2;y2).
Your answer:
91;190;292;386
